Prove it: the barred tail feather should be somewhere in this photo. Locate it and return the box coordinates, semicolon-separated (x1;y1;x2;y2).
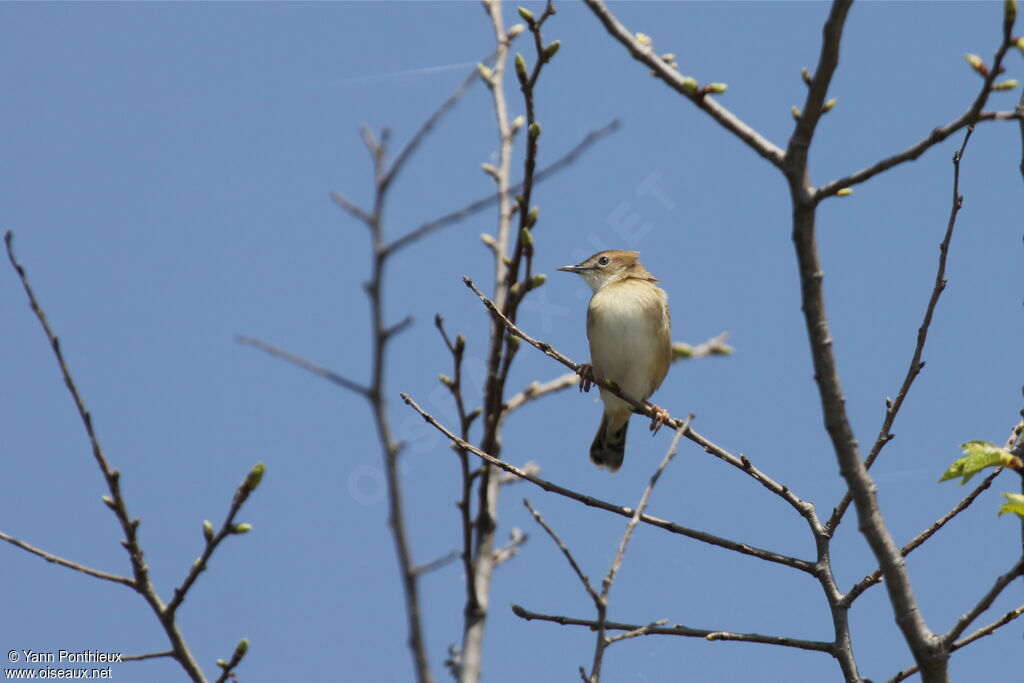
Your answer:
590;412;629;472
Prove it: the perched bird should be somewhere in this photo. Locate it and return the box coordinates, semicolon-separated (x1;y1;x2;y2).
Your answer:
558;250;672;472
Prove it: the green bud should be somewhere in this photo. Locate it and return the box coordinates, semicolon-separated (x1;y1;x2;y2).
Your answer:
232;523;253;534
635;32;652;48
528;122;541;138
508;23;526;39
203;520;214;542
1017;36;1024;54
705;82;728;94
964;53;986;75
480;233;497;251
1006;0;1017;26
993;79;1019;90
101;495;116;510
455;334;466;354
216;659;227;668
481;163;498;178
680;77;698;95
509;282;522;298
438;374;454;387
515;53;528;82
477;63;493;82
543;40;561;62
508;335;521;349
525;207;539;228
837;188;853;197
661;53;676;63
528;274;547;290
517;6;534;22
244;462;265;491
520;227;534;248
791;105;802;120
234;638;249;657
822;97;837;113
801;67;811;84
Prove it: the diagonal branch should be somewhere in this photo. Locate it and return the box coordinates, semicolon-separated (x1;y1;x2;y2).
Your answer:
826;126;975;534
385;119;619;255
0;530;134;587
511;605;834;653
942;555;1024;646
843;469;1001;605
234;334;371;399
523;499;599;603
401;393;814;573
462;277;819;529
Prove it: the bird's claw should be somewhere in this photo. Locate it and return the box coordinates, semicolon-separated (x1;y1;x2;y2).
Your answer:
647;404;671;434
577;363;597;393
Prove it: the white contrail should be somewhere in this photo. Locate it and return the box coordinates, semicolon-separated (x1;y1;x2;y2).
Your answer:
324;60;479;86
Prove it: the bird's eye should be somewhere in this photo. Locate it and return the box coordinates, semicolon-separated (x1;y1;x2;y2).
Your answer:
598;256;610;266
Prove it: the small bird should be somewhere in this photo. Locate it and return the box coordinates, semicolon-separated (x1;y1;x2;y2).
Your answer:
558;250;672;472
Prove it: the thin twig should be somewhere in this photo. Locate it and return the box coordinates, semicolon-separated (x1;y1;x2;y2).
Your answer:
413;550;462;577
588;423;688;682
401;393;814;573
843;469;1001;605
5;231;208;682
462;276;818;529
889;604;1024;683
0;530;134;587
385;120;619;255
827;127;975;535
121;651;175;663
523;499;599;602
511;605;834;653
582;0;785;168
234;334;371;398
502;333;731;416
943;555;1024;645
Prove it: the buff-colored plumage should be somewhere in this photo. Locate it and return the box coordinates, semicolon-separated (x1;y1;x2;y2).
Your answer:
558;250;672;471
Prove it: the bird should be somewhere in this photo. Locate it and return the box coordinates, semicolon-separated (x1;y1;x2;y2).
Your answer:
558;250;672;472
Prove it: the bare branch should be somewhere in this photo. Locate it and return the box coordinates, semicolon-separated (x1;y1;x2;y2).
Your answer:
0;530;134;588
413;550;462;577
463;277;818;528
582;0;785;168
401;393;814;573
329;191;374;226
890;604;1024;683
943;555;1024;645
385;120;619;255
606;619;669;644
818;26;1020;200
492;527;528;568
827;127;976;534
523;499;599;603
511;605;834;653
235;334;371;398
121;651;175;663
844;469;1001;605
503;333;731;416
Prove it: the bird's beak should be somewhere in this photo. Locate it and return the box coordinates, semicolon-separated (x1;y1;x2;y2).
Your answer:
558;264;587;273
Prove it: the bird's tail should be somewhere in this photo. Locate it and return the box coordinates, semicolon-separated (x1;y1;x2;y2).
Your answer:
590;411;629;472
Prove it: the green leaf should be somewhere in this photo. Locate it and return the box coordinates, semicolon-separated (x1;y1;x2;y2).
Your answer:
998;492;1024;519
938;441;1012;485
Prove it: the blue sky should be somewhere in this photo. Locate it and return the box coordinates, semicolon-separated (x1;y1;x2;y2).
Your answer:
2;2;1022;681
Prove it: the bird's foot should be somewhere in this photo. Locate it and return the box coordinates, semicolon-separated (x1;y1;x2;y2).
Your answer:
577;363;597;393
647;403;671;434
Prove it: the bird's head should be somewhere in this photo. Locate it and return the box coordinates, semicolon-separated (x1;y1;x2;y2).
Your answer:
557;250;655;293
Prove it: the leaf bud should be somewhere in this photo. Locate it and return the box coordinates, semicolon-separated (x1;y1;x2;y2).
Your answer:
528;274;547;290
234;639;249;657
528;122;541;138
822;97;837;113
515;53;528;82
520;227;534;248
244;462;265;491
543;40;561;61
511;115;526;133
508;23;526;39
477;63;493;82
705;82;728;94
231;523;253;534
837;188;853;197
438;374;454;388
801;67;812;84
992;79;1019;90
480;233;497;251
791;105;802;120
635;32;652;48
203;520;214;542
517;6;534;23
680;76;698;94
525;207;539;228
